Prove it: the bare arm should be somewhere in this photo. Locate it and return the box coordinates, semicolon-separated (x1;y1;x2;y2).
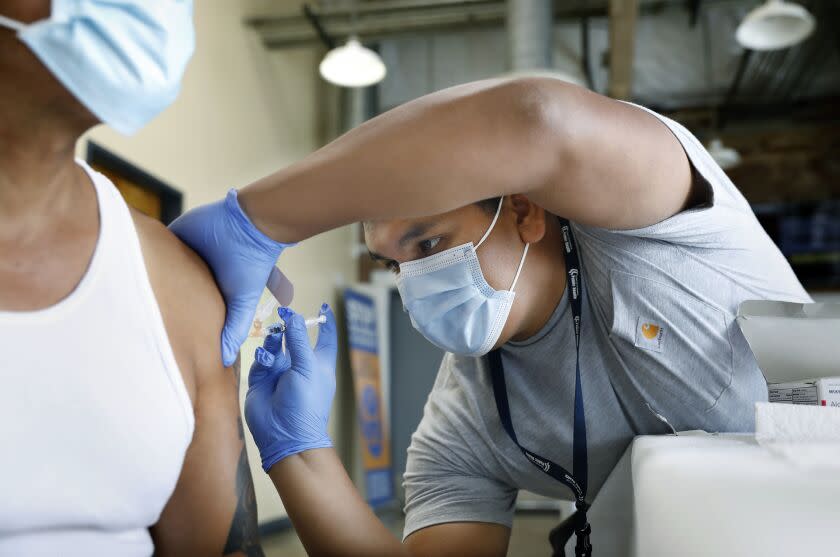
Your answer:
269;448;509;557
238;78;693;242
134;213;264;556
151;358;263;557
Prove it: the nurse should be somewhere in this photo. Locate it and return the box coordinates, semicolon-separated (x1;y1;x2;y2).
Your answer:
174;78;811;555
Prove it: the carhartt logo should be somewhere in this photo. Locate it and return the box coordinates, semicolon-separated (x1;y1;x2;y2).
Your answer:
635;317;664;353
526;452;550;473
641;323;659;339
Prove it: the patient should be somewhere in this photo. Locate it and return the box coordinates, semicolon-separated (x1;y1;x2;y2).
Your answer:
0;2;263;555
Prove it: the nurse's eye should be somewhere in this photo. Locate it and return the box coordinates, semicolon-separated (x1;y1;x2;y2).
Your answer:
418;237;441;255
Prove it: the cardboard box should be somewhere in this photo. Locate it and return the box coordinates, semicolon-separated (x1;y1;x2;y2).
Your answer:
737;301;840;404
768;378;840;406
818;378;840;408
737;301;840;383
767;381;816;404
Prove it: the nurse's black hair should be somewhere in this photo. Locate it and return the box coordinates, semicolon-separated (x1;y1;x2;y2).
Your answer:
476;197;502;214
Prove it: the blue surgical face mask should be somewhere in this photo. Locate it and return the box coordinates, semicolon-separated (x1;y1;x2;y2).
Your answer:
396;197;530;357
0;0;195;135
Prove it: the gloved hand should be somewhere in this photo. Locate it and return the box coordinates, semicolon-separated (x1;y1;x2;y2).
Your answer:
245;305;337;472
169;189;293;367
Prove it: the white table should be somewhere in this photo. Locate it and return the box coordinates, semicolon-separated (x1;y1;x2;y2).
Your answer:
564;431;840;556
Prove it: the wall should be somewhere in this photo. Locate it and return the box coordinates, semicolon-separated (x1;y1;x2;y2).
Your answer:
721;123;840;204
76;0;355;524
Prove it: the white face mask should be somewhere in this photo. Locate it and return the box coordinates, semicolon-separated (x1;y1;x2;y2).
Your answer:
396;197;530;356
0;0;195;135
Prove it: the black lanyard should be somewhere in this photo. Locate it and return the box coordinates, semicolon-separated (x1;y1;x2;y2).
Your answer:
487;218;591;557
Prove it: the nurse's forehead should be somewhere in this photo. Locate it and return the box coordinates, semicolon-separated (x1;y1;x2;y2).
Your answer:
364;205;492;260
364;204;486;243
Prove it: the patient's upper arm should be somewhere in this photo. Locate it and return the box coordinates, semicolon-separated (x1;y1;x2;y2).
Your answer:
132;211;263;556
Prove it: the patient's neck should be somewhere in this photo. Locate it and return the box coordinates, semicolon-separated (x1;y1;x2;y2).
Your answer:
0;77;100;312
0;84;92;233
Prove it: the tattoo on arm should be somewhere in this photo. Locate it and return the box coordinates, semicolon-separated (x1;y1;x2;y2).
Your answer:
223;448;264;557
223;358;265;557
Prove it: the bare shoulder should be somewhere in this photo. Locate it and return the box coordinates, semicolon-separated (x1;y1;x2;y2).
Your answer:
130;208;228;400
133;208;263;555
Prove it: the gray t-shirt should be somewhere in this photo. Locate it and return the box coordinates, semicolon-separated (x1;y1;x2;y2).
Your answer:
402;105;811;539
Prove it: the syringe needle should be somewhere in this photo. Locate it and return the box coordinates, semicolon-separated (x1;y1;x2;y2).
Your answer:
259;314;326;337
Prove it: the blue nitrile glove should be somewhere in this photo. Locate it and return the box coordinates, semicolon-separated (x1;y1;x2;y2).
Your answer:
244;305;337;472
169;189;293;367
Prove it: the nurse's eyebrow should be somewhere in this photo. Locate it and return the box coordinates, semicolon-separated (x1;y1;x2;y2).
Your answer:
367;220;439;263
398;222;435;248
367;250;390;262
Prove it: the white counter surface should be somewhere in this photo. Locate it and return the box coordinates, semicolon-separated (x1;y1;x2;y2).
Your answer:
564;431;840;556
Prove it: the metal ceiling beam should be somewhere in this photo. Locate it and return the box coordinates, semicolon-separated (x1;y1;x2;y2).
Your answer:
246;0;722;50
246;0;617;49
607;0;639;99
302;0;500;16
250;2;508;48
581;15;594;89
302;4;335;49
718;48;752;128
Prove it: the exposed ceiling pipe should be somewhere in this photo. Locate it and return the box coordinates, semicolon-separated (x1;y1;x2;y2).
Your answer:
504;0;587;87
607;0;639;99
507;0;553;71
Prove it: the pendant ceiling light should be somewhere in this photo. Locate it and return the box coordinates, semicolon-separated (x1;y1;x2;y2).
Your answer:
707;138;741;170
735;0;815;51
319;36;386;88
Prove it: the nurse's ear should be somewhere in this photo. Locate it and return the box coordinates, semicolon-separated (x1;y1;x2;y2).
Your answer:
509;194;547;244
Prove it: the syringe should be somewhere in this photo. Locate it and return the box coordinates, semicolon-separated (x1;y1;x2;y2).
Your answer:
258;315;326;337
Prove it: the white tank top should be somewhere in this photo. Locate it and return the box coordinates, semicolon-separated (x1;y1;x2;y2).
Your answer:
0;161;194;556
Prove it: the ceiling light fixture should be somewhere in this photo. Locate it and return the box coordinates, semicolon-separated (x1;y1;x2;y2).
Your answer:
319;36;386;88
735;0;815;51
707;138;741;170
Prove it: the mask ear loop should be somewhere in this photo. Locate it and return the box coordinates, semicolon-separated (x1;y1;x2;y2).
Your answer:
509;243;530;292
473;195;530;293
476;196;505;249
0;14;26;32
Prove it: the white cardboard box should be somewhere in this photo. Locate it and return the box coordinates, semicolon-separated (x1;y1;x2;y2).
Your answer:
736;300;840;383
818;378;840;408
